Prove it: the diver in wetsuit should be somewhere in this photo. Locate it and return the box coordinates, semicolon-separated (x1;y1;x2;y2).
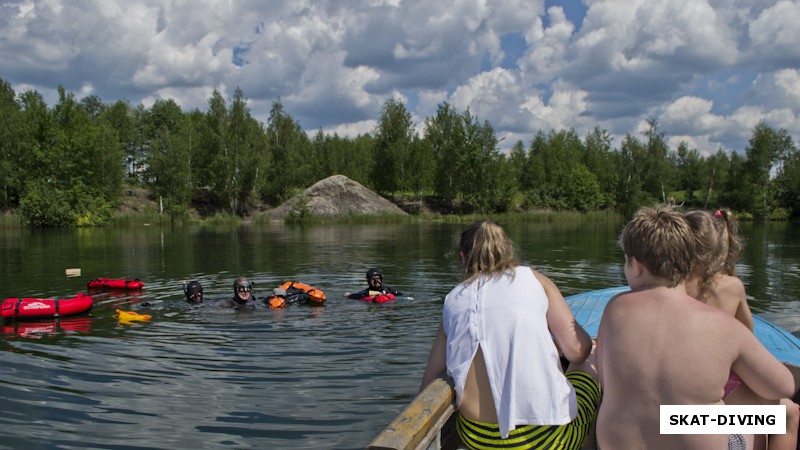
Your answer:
221;276;256;309
184;280;204;304
346;268;403;300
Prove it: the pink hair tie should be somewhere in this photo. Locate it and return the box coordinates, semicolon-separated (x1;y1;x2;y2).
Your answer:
715;210;723;218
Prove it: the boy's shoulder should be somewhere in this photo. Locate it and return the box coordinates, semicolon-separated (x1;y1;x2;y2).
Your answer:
607;286;715;315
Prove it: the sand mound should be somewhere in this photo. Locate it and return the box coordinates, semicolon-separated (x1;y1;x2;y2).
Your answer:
268;175;408;219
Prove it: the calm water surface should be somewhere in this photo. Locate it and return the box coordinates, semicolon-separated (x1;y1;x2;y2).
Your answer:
0;219;799;449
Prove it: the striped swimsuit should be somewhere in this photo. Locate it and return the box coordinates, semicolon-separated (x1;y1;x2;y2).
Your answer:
456;371;602;450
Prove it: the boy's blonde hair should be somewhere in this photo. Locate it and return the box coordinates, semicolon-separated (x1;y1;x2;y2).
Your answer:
619;206;695;287
459;220;518;284
685;208;743;291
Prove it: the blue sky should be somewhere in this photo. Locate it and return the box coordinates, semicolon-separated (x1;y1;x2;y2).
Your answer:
1;0;798;155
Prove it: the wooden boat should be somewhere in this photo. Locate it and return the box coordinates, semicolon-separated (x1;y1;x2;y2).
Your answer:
367;287;800;450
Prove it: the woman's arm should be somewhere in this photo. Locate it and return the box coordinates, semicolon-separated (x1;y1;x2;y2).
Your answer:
420;323;447;392
534;269;592;363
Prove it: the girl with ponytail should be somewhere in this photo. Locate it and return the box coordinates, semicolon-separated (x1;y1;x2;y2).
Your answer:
685;208;798;450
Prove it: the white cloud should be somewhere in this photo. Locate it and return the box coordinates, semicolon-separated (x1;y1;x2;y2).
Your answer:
667;134;719;157
751;69;800;111
660;96;723;135
320;119;377;138
520;82;591;133
748;1;800;64
518;6;574;83
416;90;449;120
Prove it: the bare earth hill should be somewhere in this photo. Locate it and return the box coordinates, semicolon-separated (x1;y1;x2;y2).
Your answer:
268;175;408;219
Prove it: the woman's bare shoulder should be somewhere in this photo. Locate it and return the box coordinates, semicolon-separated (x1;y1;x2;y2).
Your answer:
708;275;746;302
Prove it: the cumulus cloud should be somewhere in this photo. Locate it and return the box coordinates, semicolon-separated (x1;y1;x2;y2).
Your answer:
0;0;798;154
747;1;800;66
518;6;574;83
751;69;800;111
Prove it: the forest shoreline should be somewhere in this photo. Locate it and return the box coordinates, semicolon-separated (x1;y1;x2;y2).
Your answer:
0;185;628;228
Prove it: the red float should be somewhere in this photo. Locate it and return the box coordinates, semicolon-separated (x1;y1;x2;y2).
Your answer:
1;292;94;319
86;278;145;290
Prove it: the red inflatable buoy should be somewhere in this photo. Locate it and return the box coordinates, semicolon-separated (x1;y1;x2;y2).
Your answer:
87;278;145;290
1;292;94;319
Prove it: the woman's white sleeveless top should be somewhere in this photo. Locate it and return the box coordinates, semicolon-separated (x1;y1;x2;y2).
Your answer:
442;266;577;438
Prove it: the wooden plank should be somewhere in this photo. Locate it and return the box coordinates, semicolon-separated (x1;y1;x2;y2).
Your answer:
367;376;456;450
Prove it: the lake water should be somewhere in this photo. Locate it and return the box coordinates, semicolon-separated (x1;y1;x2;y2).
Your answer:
0;219;799;449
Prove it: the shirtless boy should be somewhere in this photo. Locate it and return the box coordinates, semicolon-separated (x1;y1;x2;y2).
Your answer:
596;206;795;450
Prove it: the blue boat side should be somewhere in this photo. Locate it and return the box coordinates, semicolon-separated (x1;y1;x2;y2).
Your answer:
565;287;800;369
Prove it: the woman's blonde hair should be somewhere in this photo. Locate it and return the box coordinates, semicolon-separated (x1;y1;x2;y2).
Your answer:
685;208;743;291
459;219;518;284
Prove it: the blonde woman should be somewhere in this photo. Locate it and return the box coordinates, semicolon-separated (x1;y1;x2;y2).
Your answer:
420;220;600;450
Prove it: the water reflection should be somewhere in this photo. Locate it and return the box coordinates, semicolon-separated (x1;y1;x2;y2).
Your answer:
1;316;93;339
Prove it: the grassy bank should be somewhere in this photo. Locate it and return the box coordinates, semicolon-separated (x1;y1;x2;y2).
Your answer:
0;208;627;228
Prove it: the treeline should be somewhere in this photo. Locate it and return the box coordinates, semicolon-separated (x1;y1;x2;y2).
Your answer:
1;77;799;226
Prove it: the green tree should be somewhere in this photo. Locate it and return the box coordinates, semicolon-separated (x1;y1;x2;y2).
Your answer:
525;131;547;192
743;122;795;217
201;89;231;210
308;130;376;188
0;78;25;208
143;99;191;221
52;87;120;224
101;100;143;182
18;179;75;227
544;128;583;190
21;89;56;175
675;142;705;202
614;134;648;217
226;87;266;215
13;86;122;225
703;149;729;208
185;109;207;193
524;129;586;210
641;118;673;202
486;153;519;212
508;140;527;188
406;135;435;198
424;103;463;205
264;99;310;204
454;110;515;213
372;98;415;194
718;151;749;212
79;94;106;123
349;133;376;187
563;164;603;211
583;126;617;206
92;122;125;208
776;150;800;217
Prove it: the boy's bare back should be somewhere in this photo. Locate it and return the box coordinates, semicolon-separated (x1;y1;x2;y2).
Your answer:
597;285;794;450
